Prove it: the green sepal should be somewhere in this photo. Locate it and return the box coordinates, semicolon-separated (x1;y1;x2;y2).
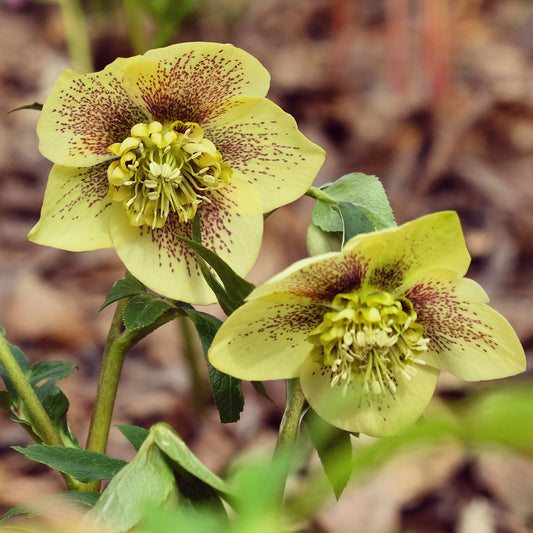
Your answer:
12;445;127;482
123;293;174;331
97;271;146;314
0;331;79;447
184;309;244;423
117;423;150;452
304;409;352;499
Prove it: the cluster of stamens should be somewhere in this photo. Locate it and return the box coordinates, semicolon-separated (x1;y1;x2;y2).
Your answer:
107;120;232;228
308;289;429;396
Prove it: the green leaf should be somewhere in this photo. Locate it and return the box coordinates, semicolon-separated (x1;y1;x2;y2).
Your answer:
117;424;150;452
305;410;352;499
12;445;127;483
337;202;375;242
0;334;78;447
88;434;179;533
310;173;396;247
98;272;146;314
184;309;244;423
123;293;173;331
151;423;230;496
61;490;101;508
179;218;255;315
4;102;43;115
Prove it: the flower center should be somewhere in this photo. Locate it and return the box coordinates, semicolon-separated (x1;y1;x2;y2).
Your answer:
107;120;232;228
308;289;429;395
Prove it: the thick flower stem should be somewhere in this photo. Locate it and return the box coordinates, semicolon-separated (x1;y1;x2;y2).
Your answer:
0;334;88;491
86;299;184;491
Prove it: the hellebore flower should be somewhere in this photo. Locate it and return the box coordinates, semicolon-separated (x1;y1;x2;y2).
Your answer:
29;42;325;303
209;212;526;437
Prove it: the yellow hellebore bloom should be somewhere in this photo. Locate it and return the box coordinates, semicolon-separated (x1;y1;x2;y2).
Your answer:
209;212;526;437
29;42;325;304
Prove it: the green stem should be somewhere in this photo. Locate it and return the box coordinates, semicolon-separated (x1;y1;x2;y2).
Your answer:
305;186;331;203
122;0;148;54
0;334;87;491
85;300;184;490
0;336;63;446
276;378;307;453
273;378;307;502
179;317;205;414
59;0;94;73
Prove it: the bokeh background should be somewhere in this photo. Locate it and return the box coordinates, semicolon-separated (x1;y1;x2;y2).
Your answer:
0;0;532;531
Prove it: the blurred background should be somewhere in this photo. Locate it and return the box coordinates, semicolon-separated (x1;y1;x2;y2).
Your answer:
0;0;532;531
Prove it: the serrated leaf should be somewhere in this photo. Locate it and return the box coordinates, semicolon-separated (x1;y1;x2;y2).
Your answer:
98;272;146;314
337;202;375;243
184;309;244;423
310;173;396;246
0;334;78;447
117;424;150;452
123;293;173;331
88;434;179;533
305;410;352;499
320;173;396;230
12;445;127;483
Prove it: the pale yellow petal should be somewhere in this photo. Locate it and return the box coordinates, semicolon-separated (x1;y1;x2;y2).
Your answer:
37;57;147;167
110;181;263;304
204;97;325;213
208;295;326;380
407;277;526;380
342;211;471;293
28;163;114;250
123;42;270;124
300;358;440;437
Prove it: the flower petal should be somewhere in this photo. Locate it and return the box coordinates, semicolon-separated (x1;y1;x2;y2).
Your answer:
28;163;114;250
407;277;526;380
343;211;471;293
247;248;368;303
300;358;440;437
208;294;326;380
122;42;270;124
109;181;263;304
37;58;148;167
204;97;325;213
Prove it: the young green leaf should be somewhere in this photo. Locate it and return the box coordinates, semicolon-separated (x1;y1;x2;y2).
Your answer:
309;173;396;248
4;102;43;115
12;445;127;482
179;226;255;315
151;423;230;496
305;409;352;499
184;309;244;423
0;334;78;447
87;435;179;533
97;272;146;314
117;424;150;452
123;293;174;331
